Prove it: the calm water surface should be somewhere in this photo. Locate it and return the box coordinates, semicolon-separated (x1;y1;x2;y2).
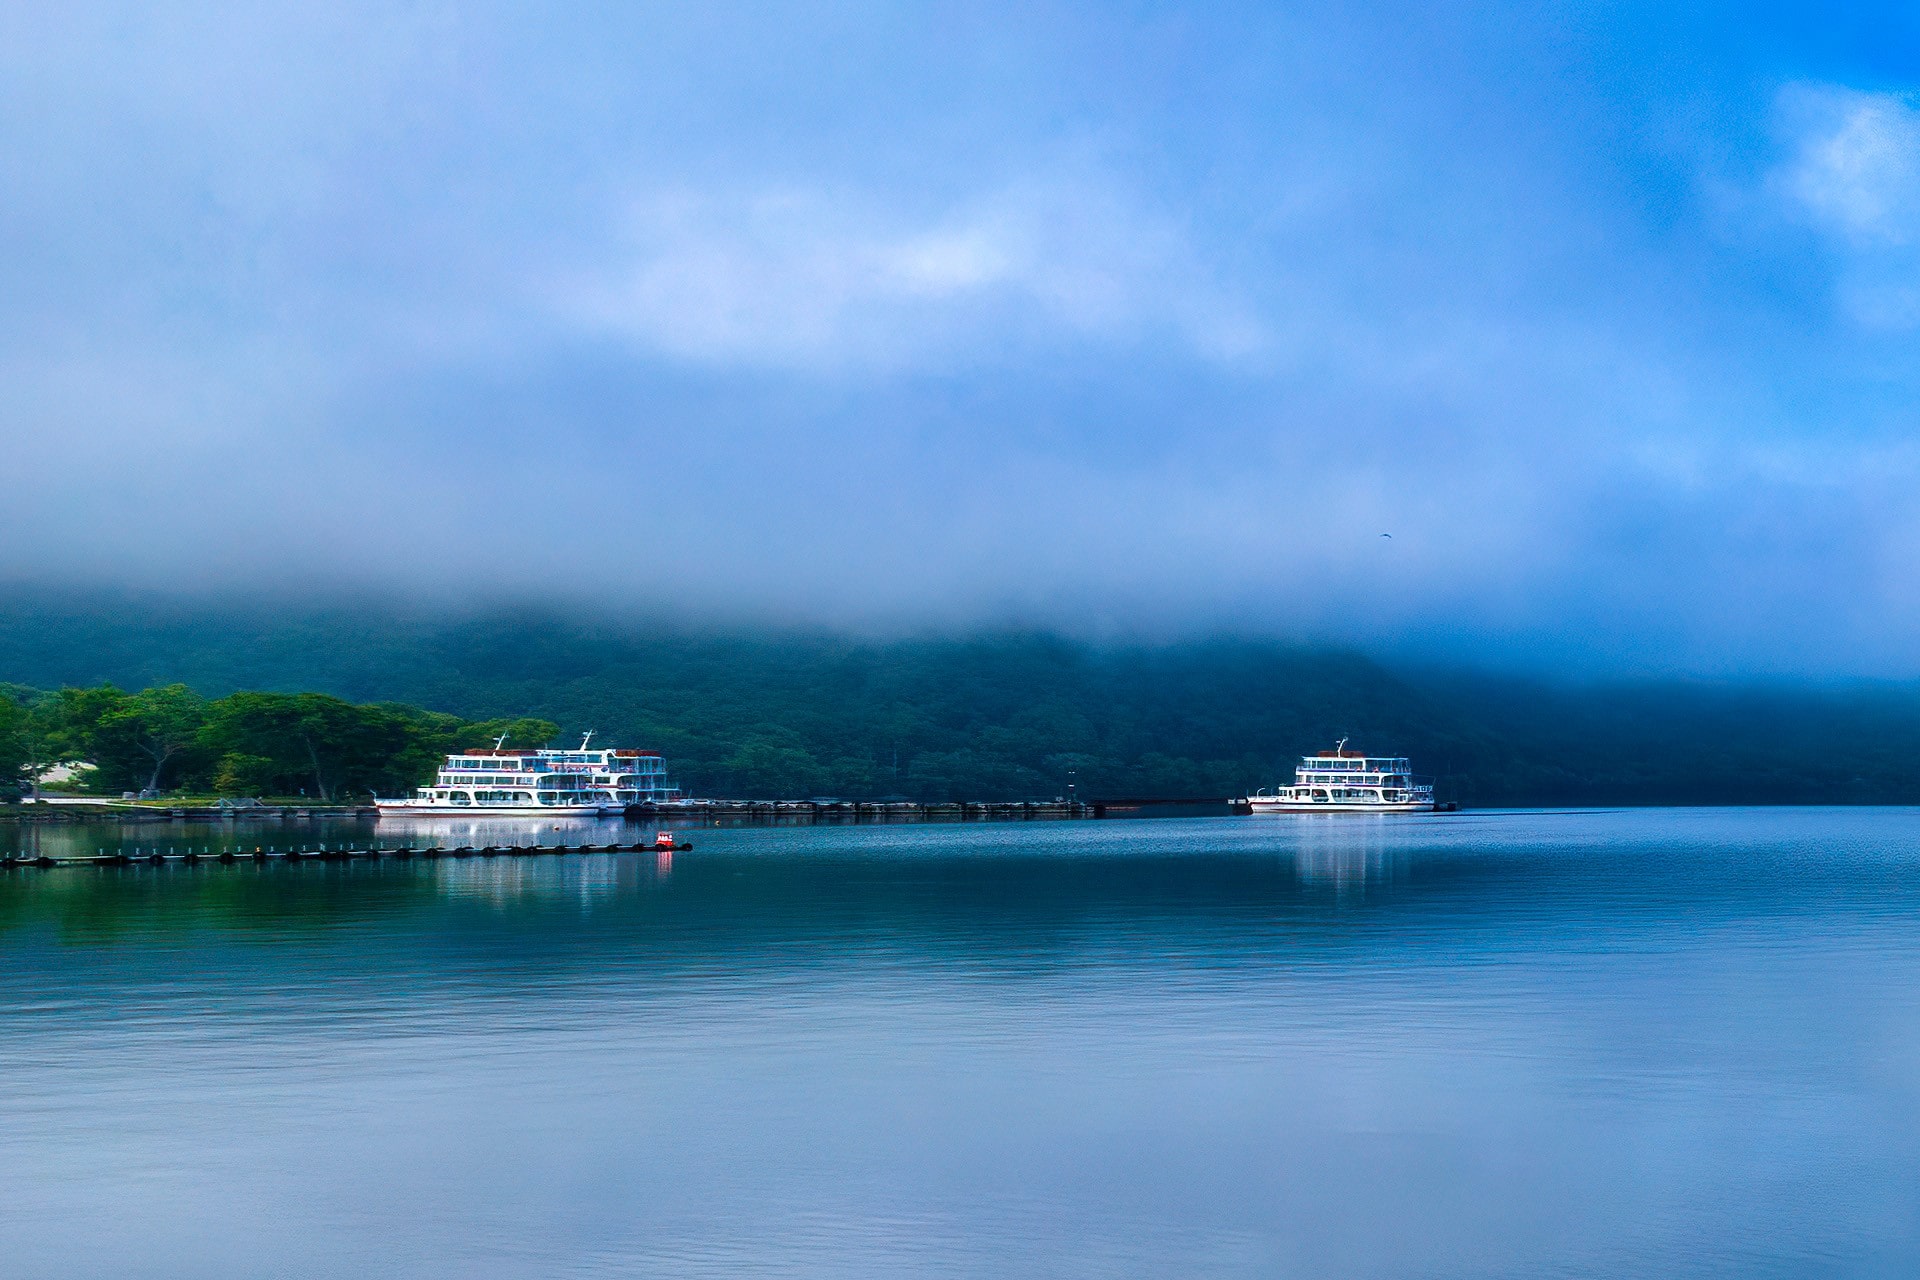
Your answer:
4;808;1919;1278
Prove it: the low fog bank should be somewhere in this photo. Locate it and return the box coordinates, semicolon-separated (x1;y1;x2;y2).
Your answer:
8;7;1920;681
4;586;1918;806
3;555;1915;683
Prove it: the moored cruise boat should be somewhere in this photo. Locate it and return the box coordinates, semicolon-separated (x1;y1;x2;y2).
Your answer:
1242;741;1435;813
375;735;685;816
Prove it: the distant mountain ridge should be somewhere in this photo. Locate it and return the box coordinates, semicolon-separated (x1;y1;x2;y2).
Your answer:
3;587;1918;806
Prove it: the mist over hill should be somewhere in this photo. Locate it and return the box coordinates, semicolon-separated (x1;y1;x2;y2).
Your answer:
2;588;1917;805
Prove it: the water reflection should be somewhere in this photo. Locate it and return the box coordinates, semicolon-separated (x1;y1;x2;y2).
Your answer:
431;849;667;909
0;812;704;859
372;814;629;846
1290;814;1409;897
6;810;1920;1278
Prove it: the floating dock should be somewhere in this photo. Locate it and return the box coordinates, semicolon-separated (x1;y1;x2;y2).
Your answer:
0;841;689;870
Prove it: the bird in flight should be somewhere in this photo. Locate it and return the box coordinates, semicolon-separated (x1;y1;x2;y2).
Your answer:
1380;533;1392;539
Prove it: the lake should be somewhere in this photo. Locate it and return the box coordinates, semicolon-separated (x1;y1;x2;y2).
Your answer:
3;807;1919;1278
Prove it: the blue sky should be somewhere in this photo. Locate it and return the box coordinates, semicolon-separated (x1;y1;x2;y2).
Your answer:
4;2;1920;674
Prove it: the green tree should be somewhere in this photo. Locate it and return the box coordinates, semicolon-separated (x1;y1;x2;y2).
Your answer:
202;693;402;800
33;685;129;791
193;695;539;800
457;717;562;753
81;684;209;794
0;692;30;802
211;751;278;796
718;734;824;798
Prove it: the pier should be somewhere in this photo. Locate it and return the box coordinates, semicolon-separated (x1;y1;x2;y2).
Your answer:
646;800;1101;820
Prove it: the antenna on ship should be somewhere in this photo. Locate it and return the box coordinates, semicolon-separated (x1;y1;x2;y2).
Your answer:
493;732;509;750
580;729;595;751
1335;736;1348;755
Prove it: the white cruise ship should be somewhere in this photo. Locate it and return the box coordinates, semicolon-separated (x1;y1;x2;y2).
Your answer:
375;735;685;816
1243;741;1435;813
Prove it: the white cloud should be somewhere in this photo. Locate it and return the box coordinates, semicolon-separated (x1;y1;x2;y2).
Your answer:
1775;85;1920;244
552;180;1267;371
1769;83;1920;328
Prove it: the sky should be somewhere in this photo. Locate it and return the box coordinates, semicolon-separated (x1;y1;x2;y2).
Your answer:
3;1;1920;675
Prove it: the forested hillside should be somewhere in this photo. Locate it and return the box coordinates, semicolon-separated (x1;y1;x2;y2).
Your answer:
3;588;1919;805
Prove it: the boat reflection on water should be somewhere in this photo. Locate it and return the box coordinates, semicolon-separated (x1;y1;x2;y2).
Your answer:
370;814;625;848
1290;814;1409;897
432;843;673;908
369;814;687;908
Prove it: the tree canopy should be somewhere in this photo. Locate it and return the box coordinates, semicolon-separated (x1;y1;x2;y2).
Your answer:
8;593;1920;805
2;683;557;800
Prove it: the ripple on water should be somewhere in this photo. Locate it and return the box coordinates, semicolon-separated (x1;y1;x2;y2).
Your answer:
3;808;1920;1278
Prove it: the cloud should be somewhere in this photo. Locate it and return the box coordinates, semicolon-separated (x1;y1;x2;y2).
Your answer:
12;5;1920;676
550;180;1267;371
1771;83;1920;327
1775;85;1920;243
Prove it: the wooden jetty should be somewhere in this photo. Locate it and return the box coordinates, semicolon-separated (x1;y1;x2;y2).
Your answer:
638;800;1102;820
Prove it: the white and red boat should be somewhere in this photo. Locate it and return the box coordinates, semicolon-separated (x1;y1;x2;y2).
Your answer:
1242;740;1435;813
375;734;685;816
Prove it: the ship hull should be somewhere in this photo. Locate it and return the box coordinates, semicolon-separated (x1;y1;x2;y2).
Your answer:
374;801;621;817
1243;799;1434;814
